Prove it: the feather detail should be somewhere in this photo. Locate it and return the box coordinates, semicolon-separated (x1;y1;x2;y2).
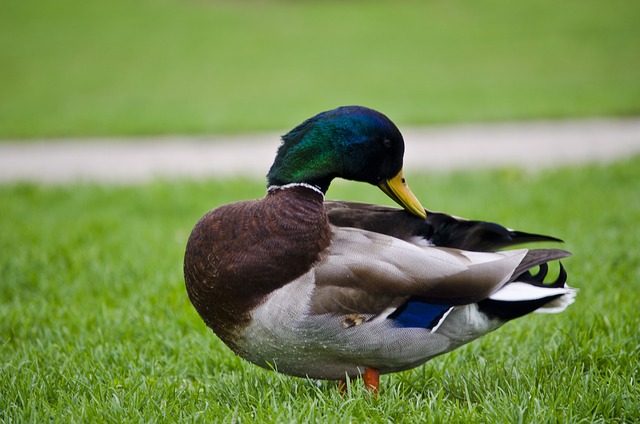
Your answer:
389;299;453;330
312;226;530;307
488;282;573;303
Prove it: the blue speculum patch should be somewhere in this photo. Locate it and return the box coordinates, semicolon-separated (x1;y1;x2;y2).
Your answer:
390;298;453;330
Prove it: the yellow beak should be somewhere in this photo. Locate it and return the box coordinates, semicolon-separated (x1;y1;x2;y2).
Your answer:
378;169;427;219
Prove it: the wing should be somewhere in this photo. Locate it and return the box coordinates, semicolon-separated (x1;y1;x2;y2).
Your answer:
312;201;570;317
325;200;562;251
310;225;569;315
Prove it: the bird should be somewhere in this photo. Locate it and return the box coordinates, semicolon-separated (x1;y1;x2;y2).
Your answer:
183;105;576;394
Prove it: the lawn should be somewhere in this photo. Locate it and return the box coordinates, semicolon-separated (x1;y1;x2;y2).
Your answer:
1;0;639;139
1;1;639;420
1;156;639;422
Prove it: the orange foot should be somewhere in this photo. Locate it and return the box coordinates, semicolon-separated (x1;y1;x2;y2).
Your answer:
363;368;380;396
337;368;380;396
338;379;348;396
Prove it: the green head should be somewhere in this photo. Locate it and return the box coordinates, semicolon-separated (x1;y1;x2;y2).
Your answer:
267;106;426;218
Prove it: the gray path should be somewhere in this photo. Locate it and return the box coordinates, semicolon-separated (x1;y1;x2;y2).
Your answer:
1;118;640;184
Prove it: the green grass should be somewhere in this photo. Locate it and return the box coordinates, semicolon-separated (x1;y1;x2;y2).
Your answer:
1;0;639;139
1;157;639;422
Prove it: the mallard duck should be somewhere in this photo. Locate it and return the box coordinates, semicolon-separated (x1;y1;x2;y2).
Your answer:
184;106;575;394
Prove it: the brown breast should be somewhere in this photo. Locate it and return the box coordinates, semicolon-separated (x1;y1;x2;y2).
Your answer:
183;185;331;351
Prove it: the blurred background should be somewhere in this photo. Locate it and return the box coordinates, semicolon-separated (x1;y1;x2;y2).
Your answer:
1;0;638;139
2;2;640;420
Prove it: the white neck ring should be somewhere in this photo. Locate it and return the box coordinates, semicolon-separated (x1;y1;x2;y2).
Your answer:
267;182;325;199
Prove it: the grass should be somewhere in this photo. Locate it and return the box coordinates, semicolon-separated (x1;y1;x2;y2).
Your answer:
1;0;639;139
1;157;639;422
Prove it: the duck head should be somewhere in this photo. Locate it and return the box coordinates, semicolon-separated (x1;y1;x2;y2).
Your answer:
267;106;427;218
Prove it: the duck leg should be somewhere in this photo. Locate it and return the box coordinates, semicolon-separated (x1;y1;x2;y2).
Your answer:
337;368;380;395
363;368;380;395
337;379;348;395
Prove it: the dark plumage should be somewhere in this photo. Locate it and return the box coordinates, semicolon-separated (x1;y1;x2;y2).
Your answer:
185;186;331;351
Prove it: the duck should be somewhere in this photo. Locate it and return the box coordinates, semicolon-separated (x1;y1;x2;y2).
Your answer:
184;105;576;394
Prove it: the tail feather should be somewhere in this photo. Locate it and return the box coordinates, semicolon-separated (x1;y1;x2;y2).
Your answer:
512;249;572;282
480;260;576;320
534;288;577;314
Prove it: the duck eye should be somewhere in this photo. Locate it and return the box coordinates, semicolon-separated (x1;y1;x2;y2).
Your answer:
382;138;392;148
